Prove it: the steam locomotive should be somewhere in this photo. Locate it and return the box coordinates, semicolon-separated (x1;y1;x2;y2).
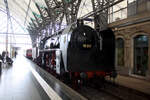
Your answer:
35;22;117;82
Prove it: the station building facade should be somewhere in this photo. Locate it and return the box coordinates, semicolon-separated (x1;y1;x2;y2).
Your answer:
109;0;150;79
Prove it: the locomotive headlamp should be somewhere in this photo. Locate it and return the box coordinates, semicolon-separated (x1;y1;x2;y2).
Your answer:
83;44;92;48
83;33;86;36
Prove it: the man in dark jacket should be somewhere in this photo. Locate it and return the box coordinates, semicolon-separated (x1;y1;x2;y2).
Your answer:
2;51;6;63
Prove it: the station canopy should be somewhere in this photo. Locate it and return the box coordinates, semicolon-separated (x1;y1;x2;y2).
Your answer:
0;0;127;31
0;0;47;29
0;0;95;30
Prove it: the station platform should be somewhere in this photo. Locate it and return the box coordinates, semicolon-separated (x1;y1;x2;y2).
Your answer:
107;74;150;96
0;55;87;100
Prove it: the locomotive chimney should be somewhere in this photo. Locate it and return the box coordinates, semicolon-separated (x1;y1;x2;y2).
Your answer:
77;19;84;27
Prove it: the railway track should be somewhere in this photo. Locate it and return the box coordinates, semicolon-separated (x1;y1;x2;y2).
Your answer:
32;62;150;100
77;80;150;100
77;86;120;100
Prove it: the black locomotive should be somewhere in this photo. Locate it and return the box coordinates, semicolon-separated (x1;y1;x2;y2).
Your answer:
36;22;117;82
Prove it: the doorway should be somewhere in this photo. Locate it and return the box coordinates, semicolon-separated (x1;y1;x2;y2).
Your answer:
133;35;148;76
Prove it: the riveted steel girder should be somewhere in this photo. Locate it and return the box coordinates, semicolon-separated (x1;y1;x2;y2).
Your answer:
44;0;64;33
27;28;37;44
62;0;81;25
35;3;50;27
31;18;38;29
32;12;43;28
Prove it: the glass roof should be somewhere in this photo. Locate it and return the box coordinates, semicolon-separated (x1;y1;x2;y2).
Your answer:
0;0;46;28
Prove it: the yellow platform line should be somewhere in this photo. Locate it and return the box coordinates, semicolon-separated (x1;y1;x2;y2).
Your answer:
30;67;62;100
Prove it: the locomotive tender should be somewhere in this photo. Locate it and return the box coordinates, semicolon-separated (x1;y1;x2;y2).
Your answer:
38;23;117;80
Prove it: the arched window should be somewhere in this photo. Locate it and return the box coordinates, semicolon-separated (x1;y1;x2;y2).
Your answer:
133;35;148;76
116;38;124;67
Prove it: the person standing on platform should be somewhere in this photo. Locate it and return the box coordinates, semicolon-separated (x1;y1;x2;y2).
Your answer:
0;60;2;74
0;54;2;73
2;51;6;63
14;51;17;58
0;54;2;61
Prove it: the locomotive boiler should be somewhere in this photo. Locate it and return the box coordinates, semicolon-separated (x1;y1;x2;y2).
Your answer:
38;23;117;81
